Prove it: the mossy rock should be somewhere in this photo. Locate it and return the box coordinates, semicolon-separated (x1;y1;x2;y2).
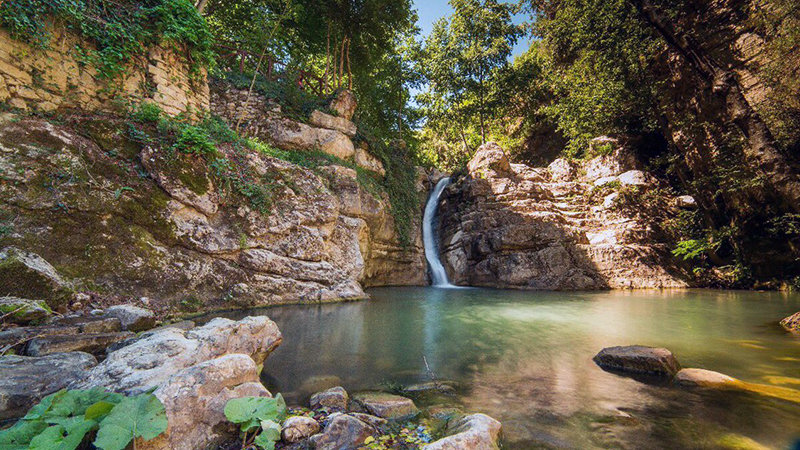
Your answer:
0;297;52;324
0;248;74;311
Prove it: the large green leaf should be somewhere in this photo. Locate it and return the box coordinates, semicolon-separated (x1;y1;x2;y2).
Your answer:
253;419;281;450
27;419;96;450
94;394;168;450
0;419;48;449
223;395;287;433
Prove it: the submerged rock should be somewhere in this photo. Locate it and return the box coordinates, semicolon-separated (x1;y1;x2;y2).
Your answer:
674;368;738;387
309;414;376;450
425;413;502;450
0;352;97;420
311;386;349;411
780;312;800;332
72;316;282;394
352;391;418;419
0;296;51;324
0;248;74;310
282;416;321;443
593;346;681;377
104;304;156;332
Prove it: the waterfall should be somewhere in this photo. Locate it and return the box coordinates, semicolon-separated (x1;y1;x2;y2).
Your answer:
423;177;453;287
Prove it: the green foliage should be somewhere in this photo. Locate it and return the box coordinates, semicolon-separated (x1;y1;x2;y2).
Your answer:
0;389;167;450
133;103;164;124
672;239;715;262
0;0;214;81
224;395;286;450
173;126;217;156
219;71;324;122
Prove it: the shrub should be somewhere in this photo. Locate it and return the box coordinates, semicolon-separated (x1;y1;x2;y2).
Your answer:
133;103;163;123
173;126;216;155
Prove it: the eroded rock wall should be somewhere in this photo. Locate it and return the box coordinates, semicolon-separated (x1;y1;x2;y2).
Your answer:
0;26;208;118
439;142;690;290
0;113;426;313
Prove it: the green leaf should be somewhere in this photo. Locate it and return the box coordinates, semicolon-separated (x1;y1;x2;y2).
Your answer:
0;419;48;447
253;420;281;450
85;401;116;421
94;394;168;450
27;420;95;450
224;395;287;433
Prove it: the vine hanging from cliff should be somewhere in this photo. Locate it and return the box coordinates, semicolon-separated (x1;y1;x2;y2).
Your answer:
0;0;215;81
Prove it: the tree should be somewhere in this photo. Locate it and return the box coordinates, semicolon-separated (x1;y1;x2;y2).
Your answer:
418;0;523;151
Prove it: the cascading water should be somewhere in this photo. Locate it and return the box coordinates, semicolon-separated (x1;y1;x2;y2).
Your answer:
423;177;453;287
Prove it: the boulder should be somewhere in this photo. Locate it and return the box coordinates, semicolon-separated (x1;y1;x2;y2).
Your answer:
308;414;375;450
311;386;349;411
139;354;271;450
352;391;418;419
780;312;800;332
674;368;738;387
316;129;356;160
282;416;321;443
104;304;156;332
0;352;97;420
617;170;650;186
676;195;697;209
0;296;51;324
51;316;121;333
329;90;358;121
0;247;73;310
354;145;386;176
548;158;576;182
348;413;387;428
467;142;512;178
25;331;135;357
425;413;502;450
310;110;357;137
593;346;681;377
72;316;282;394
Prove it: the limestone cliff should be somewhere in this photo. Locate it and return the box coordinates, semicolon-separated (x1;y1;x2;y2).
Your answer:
439;142;690;290
0;112;428;313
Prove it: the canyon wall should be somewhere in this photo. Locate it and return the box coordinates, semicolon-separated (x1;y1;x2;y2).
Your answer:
439;142;691;290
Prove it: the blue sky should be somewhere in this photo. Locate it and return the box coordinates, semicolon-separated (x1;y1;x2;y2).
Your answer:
412;0;531;58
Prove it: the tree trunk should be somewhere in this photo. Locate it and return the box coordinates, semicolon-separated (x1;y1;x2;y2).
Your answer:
346;37;353;90
323;23;331;94
629;0;800;212
195;0;208;14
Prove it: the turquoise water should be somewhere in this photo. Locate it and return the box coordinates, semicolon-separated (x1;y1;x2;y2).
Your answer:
206;288;800;449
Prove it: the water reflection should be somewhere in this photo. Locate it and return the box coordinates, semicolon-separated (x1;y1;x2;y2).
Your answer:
203;288;800;449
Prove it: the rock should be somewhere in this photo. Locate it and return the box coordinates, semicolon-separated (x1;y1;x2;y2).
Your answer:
548;158;576;182
674;368;738;387
0;352;97;420
676;195;697;209
593;176;619;187
308;414;375;450
354;145;386;176
348;413;387;428
780;312;800;332
310;110;357;137
299;375;343;400
425;413;502;450
25;331;135;357
329;90;358;120
72;316;282;394
139;354;271;450
593;346;681;377
402;381;457;397
104;304;156;332
316;129;356;160
51;316;122;333
602;193;620;209
282;416;321;443
351;391;418;419
617;170;650;186
467;142;512;178
310;386;349;411
0;297;51;324
0;247;73;310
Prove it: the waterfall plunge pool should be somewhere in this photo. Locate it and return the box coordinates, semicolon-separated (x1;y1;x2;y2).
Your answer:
201;288;800;449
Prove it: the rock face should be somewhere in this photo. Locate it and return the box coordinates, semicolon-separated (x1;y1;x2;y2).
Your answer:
439;142;690;289
73;316;282;394
425;414;502;450
0;352;97;420
0;114;427;311
593;346;682;377
0;247;74;310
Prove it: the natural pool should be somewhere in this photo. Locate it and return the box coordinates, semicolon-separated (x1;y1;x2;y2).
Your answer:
204;288;800;450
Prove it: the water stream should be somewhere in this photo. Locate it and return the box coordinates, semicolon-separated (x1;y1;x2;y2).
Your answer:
422;177;452;287
202;288;800;450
